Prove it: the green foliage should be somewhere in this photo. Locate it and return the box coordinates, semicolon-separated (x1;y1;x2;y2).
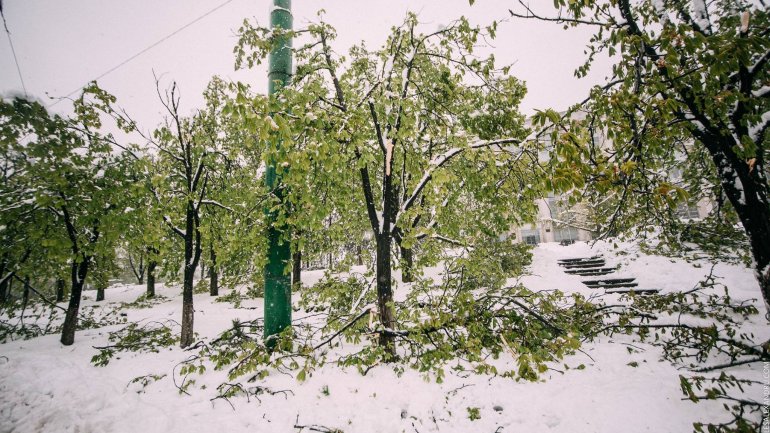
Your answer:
0;302;63;342
194;278;210;295
606;276;759;368
519;0;770;285
76;304;129;331
640;216;752;267
233;11;542;281
398;276;592;382
91;320;179;366
214;289;245;308
179;242;597;390
299;274;373;319
128;374;166;393
455;239;533;289
0;95;133;294
120;293;169;310
684;374;764;433
466;407;481;421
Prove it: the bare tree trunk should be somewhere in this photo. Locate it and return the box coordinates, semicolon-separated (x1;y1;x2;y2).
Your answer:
292;250;301;290
376;138;397;359
146;260;157;297
22;276;30;304
0;270;9;304
181;263;195;347
375;233;397;359
356;244;363;266
706;140;770;316
400;245;414;283
61;259;89;346
180;201;200;348
146;246;158;297
0;260;7;303
96;285;105;302
209;245;218;296
56;278;65;302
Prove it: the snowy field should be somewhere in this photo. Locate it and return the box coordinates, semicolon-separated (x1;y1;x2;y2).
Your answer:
0;241;766;433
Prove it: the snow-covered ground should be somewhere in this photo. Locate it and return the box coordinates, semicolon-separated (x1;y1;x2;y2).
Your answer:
0;241;766;433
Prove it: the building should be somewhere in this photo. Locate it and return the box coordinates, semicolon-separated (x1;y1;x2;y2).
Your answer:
508;113;711;246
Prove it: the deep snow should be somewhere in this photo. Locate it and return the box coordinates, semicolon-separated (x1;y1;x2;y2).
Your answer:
0;241;766;433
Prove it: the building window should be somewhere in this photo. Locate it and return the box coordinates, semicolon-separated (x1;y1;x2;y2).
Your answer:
521;228;541;245
554;225;579;243
675;202;700;219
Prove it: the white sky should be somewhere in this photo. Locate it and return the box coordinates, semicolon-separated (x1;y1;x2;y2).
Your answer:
0;0;611;129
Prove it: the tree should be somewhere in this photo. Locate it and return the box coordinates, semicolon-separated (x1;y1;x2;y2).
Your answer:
236;13;540;357
199;77;267;298
103;77;262;347
143;83;219;347
0;95;131;345
123;208;167;298
510;0;770;308
119;153;172;298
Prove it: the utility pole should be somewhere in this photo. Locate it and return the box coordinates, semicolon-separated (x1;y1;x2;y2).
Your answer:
263;0;293;347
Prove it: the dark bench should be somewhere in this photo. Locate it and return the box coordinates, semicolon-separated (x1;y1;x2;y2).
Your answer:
605;288;660;295
583;277;638;289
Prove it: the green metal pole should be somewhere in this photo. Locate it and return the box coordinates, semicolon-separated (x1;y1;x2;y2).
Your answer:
264;0;293;347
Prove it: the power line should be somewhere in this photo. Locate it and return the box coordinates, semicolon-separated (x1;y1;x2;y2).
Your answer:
1;3;29;97
50;0;237;108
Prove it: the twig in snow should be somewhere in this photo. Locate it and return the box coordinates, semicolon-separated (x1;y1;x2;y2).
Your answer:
446;383;475;396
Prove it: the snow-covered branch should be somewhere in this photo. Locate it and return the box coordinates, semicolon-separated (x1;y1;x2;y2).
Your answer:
199;200;234;213
191;156;206;193
163;215;186;239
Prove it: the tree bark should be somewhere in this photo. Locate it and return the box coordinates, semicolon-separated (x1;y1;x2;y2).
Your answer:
0;274;9;304
180;200;200;348
710;146;770;315
400;245;414;283
96;285;105;302
610;0;770;320
292;249;301;290
376;132;397;359
22;276;30;304
181;262;195;347
375;233;397;359
61;259;89;346
56;278;65;302
684;119;770;316
0;260;7;303
146;260;157;297
209;245;218;296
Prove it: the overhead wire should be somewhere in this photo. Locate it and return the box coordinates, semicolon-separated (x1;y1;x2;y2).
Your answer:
49;0;237;108
1;0;29;97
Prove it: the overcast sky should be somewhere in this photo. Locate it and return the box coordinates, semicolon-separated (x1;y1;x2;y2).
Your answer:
0;0;611;128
